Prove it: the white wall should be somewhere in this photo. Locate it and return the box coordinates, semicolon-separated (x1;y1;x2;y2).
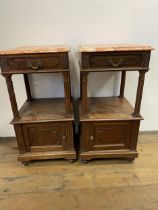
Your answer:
0;0;158;136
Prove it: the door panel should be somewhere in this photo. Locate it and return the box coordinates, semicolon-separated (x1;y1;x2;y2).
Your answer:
22;122;66;152
89;121;132;151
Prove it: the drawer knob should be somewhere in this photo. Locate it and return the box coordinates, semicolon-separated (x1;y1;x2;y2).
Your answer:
90;136;94;141
109;59;124;67
62;135;66;140
27;62;42;70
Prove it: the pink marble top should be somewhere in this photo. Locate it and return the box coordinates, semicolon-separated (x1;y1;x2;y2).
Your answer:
0;45;70;55
79;44;154;52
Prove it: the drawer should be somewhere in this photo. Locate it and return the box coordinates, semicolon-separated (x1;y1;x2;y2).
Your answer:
1;53;69;73
81;121;132;151
82;52;143;69
22;122;73;152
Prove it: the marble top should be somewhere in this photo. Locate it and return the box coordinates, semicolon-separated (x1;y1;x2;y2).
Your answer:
0;45;70;55
79;44;154;52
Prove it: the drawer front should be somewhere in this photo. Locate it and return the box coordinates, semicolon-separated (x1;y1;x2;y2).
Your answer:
22;122;73;152
90;54;142;68
81;52;146;69
81;121;132;151
1;53;69;73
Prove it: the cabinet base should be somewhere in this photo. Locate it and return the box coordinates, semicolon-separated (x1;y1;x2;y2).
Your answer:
18;151;76;162
80;150;138;161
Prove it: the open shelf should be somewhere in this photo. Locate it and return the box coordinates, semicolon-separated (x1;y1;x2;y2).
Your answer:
80;97;143;121
12;98;74;124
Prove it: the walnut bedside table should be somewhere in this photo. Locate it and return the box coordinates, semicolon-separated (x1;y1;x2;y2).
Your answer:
79;44;153;163
0;45;76;165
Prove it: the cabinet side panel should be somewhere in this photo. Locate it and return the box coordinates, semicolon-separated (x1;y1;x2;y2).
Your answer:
130;120;140;150
80;122;90;152
65;121;75;151
14;124;26;154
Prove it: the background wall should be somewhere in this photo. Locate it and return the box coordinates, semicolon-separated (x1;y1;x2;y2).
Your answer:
0;0;158;136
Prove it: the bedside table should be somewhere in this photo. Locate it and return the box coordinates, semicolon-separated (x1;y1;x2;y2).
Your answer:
79;44;153;163
0;45;76;165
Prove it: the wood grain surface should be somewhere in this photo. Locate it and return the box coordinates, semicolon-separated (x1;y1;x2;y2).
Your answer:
0;132;158;210
80;97;143;121
12;98;74;124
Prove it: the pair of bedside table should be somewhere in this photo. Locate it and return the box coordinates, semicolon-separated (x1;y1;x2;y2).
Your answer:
0;44;153;165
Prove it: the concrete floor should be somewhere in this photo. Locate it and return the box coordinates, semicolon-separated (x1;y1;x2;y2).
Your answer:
0;132;158;210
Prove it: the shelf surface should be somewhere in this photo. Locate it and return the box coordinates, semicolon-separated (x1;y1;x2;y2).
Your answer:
80;97;143;121
12;98;73;124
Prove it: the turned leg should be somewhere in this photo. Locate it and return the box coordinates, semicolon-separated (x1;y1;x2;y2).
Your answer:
4;74;19;119
81;72;88;114
133;71;147;117
23;74;32;101
80;73;82;100
119;71;126;98
63;72;71;116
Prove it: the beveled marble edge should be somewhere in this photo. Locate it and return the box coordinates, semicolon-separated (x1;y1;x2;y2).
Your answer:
79;44;154;52
0;45;70;55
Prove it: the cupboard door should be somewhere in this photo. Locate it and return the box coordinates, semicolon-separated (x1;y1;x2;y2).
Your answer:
22;122;67;152
88;121;132;151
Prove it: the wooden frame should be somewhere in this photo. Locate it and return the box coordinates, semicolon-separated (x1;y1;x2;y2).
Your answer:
79;46;152;163
0;46;76;165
